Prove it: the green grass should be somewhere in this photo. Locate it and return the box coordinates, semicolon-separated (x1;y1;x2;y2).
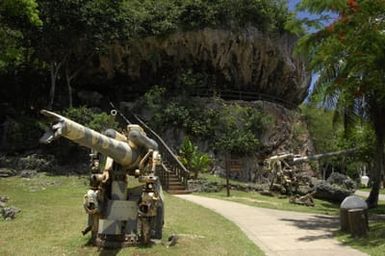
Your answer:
335;202;385;256
197;190;340;215
0;173;263;256
199;173;248;186
358;188;385;194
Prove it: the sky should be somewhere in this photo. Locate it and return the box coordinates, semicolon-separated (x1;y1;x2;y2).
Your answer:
288;0;309;19
287;0;321;100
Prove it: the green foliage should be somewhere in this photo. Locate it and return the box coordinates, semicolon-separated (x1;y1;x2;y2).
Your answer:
301;103;375;178
141;86;270;154
297;0;385;109
300;104;341;153
214;103;269;154
0;0;42;26
141;86;218;138
296;0;385;206
142;85;166;113
128;0;291;35
0;0;41;70
179;137;213;179
297;0;347;14
62;106;118;132
3;116;44;152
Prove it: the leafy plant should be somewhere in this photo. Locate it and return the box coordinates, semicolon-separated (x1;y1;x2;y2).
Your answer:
179;137;213;179
62;106;118;132
214;103;270;154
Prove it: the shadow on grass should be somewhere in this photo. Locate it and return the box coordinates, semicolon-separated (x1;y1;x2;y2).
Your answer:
98;248;121;256
369;204;385;215
336;222;385;250
82;238;157;256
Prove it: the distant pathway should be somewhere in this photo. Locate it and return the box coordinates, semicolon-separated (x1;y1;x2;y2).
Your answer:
355;190;385;201
176;195;366;256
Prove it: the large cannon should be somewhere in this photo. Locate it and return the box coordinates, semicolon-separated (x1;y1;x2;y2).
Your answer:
264;149;356;195
40;109;164;247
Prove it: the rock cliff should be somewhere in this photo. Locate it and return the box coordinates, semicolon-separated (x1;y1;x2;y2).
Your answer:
86;27;311;105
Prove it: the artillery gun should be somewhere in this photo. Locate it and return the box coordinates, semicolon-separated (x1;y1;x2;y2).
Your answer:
264;149;356;195
40;109;164;247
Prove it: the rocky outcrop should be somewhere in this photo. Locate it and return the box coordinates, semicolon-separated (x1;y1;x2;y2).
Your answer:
0;196;21;220
87;27;310;105
313;173;356;203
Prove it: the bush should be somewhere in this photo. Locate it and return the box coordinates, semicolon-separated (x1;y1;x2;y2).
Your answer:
140;86;271;154
62;106;118;132
214;103;270;154
179;137;213;179
48;107;119;165
2;116;44;152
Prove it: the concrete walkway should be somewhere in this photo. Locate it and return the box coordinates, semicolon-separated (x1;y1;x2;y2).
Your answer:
176;195;367;256
355;190;385;201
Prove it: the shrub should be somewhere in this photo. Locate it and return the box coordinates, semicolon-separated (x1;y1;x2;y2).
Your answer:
2;116;44;152
179;137;213;179
214;103;270;154
62;106;118;132
47;106;119;165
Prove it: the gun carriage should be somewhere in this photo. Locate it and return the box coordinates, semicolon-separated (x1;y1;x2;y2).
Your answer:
265;149;356;195
40;109;164;247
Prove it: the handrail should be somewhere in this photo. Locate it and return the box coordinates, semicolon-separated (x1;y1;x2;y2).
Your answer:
187;88;299;109
129;113;190;189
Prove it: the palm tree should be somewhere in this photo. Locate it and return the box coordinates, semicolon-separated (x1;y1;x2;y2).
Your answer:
296;0;385;207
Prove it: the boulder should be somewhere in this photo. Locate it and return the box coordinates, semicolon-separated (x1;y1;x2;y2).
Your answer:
1;206;21;220
19;170;38;178
17;154;55;171
327;172;356;190
0;168;17;178
314;181;353;203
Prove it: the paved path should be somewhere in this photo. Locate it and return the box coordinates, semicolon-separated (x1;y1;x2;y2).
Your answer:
355;190;385;201
176;195;367;256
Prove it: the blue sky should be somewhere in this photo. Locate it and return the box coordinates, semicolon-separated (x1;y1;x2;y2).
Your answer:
288;0;308;19
287;0;320;100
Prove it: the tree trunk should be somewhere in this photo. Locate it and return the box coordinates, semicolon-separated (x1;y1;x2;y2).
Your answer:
48;61;63;110
65;67;73;108
48;63;56;110
366;107;385;208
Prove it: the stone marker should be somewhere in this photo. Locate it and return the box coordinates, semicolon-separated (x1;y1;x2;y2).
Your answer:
340;195;368;236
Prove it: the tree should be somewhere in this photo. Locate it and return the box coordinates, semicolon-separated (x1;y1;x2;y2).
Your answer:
31;0;135;108
0;0;41;70
296;0;385;207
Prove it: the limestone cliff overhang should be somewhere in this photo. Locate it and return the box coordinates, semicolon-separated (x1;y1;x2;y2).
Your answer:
92;27;311;106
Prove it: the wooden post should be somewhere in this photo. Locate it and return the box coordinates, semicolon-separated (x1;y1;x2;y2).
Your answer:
340;209;350;232
225;152;230;197
348;209;368;237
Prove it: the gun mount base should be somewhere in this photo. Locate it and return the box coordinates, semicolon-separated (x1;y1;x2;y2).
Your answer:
95;234;140;248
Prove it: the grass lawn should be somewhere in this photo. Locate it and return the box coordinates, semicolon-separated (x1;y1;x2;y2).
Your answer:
335;201;385;256
199;173;249;186
197;190;340;215
359;188;385;194
0;173;263;256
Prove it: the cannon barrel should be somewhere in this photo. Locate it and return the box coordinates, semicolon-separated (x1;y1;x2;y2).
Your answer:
40;110;157;167
293;148;357;164
265;149;357;166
